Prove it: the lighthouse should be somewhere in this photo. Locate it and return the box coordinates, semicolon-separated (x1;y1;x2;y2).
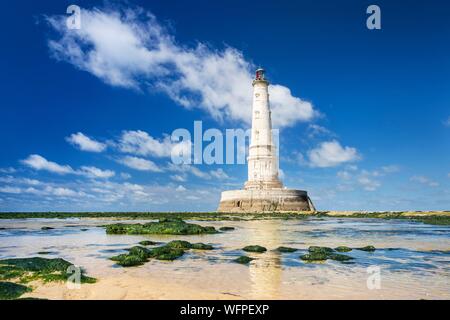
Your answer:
245;68;283;190
217;68;315;213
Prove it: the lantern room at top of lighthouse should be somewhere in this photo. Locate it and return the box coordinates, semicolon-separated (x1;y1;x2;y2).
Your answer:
255;68;265;80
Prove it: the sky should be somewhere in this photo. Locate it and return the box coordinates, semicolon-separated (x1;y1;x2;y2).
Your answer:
0;0;449;212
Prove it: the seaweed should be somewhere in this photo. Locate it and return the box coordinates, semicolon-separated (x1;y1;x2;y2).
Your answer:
308;246;334;254
219;226;235;231
149;246;185;261
356;245;376;252
191;243;214;250
329;253;354;262
138;240;158;246
0;257;96;284
276;246;298;253
300;246;353;263
233;256;254;264
242;245;267;253
110;240;214;266
105;219;217;235
0;211;448;224
0;281;31;300
335;246;352;252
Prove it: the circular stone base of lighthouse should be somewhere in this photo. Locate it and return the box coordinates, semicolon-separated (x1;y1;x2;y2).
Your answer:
217;189;315;213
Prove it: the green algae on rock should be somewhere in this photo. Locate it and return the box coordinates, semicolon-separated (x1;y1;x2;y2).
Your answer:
276;246;298;253
356;245;376;252
138;240;158;246
149;246;185;261
242;245;267;253
233;256;254;264
166;240;192;249
308;246;334;254
329;253;354;262
0;281;31;300
110;240;214;267
105;218;217;235
0;257;96;284
219;226;235;231
191;243;214;250
300;246;353;263
300;252;329;262
335;246;352;252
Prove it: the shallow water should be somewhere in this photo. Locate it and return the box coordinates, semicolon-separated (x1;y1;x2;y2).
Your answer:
0;217;449;299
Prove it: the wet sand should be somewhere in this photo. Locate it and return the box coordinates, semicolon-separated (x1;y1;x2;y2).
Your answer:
0;217;449;299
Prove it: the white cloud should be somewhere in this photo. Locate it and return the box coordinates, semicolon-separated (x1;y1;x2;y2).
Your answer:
210;168;230;180
0;176;42;186
176;185;186;192
410;175;439;187
357;176;380;191
0;184;81;197
120;172;131;179
337;170;352;180
170;174;186;182
307;124;334;139
119;156;162;172
21;154;74;174
46;6;316;128
117;130;190;158
66;132;107;152
21;154;115;179
167;163;211;179
80;166;115;179
0;186;22;194
308;140;360;168
0;167;16;174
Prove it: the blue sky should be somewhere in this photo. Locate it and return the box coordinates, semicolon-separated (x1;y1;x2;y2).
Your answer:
0;0;449;212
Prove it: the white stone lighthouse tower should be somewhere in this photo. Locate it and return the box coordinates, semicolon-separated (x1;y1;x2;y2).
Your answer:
245;68;283;190
218;68;315;213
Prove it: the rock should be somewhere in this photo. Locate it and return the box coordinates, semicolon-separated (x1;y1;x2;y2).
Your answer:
242;245;267;253
356;245;376;252
105;219;217;235
219;227;235;231
300;252;329;261
191;243;214;250
166;240;192;249
233;256;254;264
301;246;354;263
276;246;298;253
0;257;96;284
329;253;354;262
0;282;31;300
149;246;185;261
308;246;334;254
335;246;352;252
138;240;157;246
110;253;148;267
166;240;213;250
110;240;214;267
